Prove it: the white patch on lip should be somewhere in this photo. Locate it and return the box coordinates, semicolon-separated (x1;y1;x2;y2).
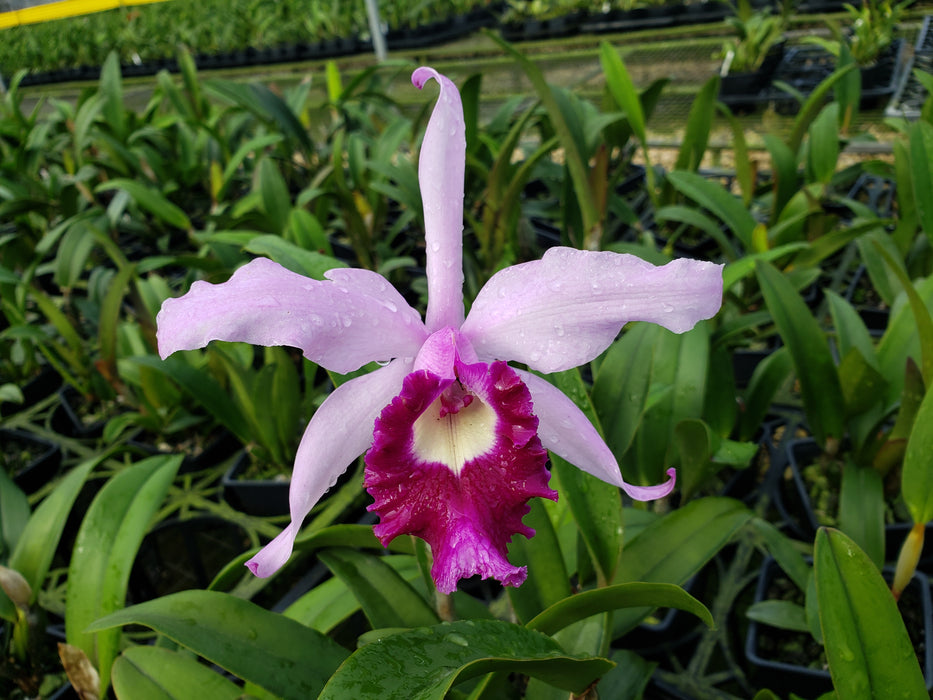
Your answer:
412;395;497;476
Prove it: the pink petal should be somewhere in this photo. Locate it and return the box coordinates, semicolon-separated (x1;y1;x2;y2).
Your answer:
412;66;465;334
461;248;723;373
412;326;479;379
516;370;676;501
364;359;555;594
246;359;412;577
157;257;427;374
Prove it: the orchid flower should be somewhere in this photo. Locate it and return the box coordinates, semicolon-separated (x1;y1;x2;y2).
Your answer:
156;67;724;594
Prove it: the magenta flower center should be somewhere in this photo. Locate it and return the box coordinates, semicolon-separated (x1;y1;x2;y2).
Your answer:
364;359;557;593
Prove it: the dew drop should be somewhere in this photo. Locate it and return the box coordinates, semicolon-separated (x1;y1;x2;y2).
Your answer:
446;633;469;647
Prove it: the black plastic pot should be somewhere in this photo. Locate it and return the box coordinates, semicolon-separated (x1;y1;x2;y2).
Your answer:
0;368;60;416
222;451;290;517
885;16;933;119
581;5;684;33
771;39;907;113
126;428;240;475
49;386;106;440
1;428;62;494
778;438;933;564
500;11;585;42
746;557;933;695
718;41;786;110
843;263;889;337
744;557;833;696
619;573;705;657
129;515;251;602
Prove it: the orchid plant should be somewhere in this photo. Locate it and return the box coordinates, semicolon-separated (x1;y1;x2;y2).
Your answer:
156;66;723;594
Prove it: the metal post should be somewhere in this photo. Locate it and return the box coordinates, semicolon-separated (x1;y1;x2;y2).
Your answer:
364;0;386;62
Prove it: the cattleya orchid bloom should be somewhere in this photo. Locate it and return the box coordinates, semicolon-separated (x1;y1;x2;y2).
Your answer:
156;67;724;594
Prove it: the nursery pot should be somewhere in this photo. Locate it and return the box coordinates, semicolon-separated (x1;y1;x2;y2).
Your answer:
745;557;933;695
129;515;251;602
778;438;933;565
126;427;239;476
222;450;290;517
718;41;786;108
1;427;62;494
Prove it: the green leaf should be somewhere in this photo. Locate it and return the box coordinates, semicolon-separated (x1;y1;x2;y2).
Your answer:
130;354;251;444
506;498;571;623
99;51;126;141
838;462;885;568
66;455;182;690
593;323;658;460
96;179;191;231
902;384;933;525
750;518;811;592
98;262;136;371
87;590;349;700
625;323;710;486
892;138;919;256
909;120;933;246
763;133;799;221
487;33;598;239
807;103;840;185
599;41;645;144
873;242;933;388
596;649;656;700
204;80;312;155
111;646;243;700
665;170;756;249
674;75;718;173
826;290;878;372
218;134;283;200
317;548;439;629
746;600;809;632
674;419;717;502
319;619;614;699
738;347;793;441
718;102;754;206
655;205;738;260
855;231;902;307
245;235;347;280
755;260;845;449
526;582;712;636
787;63;857;154
721;243;808;291
256;157;291;235
9;457;99;602
814;528;927;698
0;468;28;562
546;367;622;585
836;348;887;418
613;497;751;634
284;556;421;633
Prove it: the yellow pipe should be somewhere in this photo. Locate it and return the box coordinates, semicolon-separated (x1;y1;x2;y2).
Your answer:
0;0;167;30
